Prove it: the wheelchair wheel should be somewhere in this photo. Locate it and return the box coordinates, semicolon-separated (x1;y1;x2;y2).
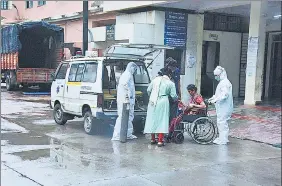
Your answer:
174;133;184;144
189;117;217;145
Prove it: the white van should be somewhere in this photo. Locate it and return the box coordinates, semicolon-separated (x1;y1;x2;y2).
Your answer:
50;44;173;134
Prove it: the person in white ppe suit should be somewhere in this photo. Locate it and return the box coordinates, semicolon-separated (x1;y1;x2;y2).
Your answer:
208;66;233;145
112;62;138;141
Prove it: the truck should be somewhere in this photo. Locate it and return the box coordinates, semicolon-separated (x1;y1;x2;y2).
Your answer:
1;21;64;91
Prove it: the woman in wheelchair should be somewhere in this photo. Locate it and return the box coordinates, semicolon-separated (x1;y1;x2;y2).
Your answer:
168;84;206;138
184;84;206;116
167;84;217;144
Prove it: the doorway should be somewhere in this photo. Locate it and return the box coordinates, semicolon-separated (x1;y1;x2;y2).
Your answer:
269;39;282;100
165;49;185;74
201;41;220;98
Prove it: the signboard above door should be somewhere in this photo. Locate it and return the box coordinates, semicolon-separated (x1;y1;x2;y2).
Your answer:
164;11;188;49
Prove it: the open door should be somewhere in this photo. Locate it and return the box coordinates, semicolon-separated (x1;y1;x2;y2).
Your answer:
104;43;174;69
201;41;220;98
269;41;282;100
102;44;174;111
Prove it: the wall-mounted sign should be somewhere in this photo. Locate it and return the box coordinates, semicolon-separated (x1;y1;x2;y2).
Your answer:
246;37;259;77
209;33;219;41
187;54;196;68
106;25;115;41
164;11;188;49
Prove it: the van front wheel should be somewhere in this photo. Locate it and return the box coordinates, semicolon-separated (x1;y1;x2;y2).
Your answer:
84;111;96;135
53;104;67;125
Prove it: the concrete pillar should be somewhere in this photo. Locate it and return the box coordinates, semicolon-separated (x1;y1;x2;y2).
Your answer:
181;14;204;103
151;11;165;78
244;0;267;105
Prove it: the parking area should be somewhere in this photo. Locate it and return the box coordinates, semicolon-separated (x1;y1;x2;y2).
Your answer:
1;87;281;186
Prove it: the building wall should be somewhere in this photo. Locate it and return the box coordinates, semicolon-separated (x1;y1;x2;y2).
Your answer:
203;31;242;97
24;1;84;21
116;11;155;24
114;12;243;98
102;1;165;12
1;1;85;23
1;1;26;23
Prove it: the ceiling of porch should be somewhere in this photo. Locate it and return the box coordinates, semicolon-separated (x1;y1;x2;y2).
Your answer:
153;0;281;20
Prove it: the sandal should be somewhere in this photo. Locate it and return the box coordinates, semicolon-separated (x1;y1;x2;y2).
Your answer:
157;142;164;147
151;140;157;145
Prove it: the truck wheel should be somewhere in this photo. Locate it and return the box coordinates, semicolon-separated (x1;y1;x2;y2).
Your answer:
84;111;96;135
6;77;14;91
53;104;67;125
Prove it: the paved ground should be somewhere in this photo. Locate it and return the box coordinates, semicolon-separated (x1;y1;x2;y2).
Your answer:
208;99;281;146
1;88;281;186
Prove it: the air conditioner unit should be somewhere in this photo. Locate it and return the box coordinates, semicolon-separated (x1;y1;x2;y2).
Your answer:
91;1;102;7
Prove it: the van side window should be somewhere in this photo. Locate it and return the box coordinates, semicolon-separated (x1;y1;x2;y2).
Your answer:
82;63;98;83
68;64;78;82
55;63;68;79
75;64;85;82
134;65;150;84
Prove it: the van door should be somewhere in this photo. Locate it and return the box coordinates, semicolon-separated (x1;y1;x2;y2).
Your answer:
79;61;102;111
104;43;174;71
134;63;151;110
51;63;69;104
64;63;85;113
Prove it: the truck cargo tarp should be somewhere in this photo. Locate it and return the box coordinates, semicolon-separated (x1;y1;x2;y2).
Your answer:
1;21;63;54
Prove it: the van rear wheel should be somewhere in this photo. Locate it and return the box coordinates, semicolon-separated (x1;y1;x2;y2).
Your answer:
84;111;95;135
53;104;67;125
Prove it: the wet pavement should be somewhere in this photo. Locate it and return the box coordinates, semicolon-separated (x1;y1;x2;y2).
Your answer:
207;99;281;146
1;88;281;186
229;100;281;146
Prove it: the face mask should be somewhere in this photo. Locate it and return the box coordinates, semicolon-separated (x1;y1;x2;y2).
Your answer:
215;75;220;81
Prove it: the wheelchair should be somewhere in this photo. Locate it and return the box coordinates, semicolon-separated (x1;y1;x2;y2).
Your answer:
168;100;218;145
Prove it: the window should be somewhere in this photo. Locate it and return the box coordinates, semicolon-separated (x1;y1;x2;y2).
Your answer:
1;1;9;10
68;63;85;82
82;63;98;83
68;64;79;82
55;63;68;80
38;0;46;6
75;64;85;82
26;1;33;8
134;65;150;84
